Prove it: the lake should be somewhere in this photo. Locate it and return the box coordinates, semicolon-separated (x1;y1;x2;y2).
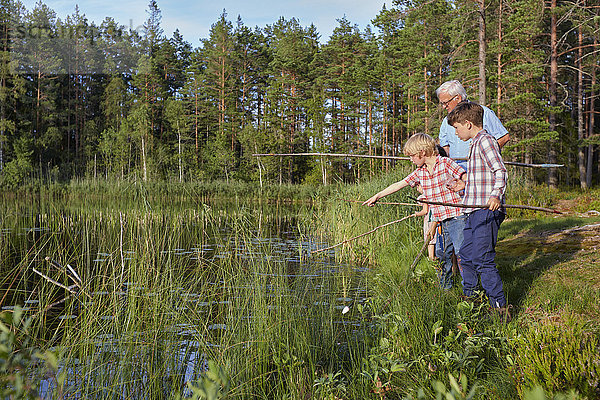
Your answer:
0;191;371;398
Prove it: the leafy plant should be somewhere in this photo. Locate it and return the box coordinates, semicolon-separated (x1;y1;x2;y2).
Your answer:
0;308;63;399
403;373;477;400
184;360;231;400
511;313;600;398
313;370;347;400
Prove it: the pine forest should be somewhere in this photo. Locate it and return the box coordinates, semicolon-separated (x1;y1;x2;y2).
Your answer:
1;0;599;188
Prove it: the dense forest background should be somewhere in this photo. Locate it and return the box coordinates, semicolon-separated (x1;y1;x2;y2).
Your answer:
0;0;598;188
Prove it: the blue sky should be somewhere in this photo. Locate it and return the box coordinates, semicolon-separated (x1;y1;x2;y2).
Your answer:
19;0;389;45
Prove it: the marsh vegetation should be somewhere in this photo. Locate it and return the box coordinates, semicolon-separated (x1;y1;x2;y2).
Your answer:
0;178;599;399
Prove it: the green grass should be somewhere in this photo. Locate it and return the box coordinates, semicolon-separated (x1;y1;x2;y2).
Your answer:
0;189;377;399
1;179;599;399
318;171;600;399
1;178;338;208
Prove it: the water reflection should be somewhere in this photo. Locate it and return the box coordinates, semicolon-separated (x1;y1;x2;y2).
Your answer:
0;200;369;398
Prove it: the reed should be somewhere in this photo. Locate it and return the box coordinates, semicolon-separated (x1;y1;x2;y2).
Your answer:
0;189;376;399
1;179;597;399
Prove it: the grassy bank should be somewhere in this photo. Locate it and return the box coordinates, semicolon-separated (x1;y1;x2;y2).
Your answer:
319;167;600;399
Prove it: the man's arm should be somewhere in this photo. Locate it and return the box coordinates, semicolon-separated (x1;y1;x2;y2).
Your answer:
496;133;510;149
415;202;428;217
483;106;509;149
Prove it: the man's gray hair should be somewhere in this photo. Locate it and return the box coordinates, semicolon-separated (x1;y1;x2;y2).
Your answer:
436;80;468;101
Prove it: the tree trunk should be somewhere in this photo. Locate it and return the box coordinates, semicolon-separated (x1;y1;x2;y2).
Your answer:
547;0;558;188
577;27;587;188
178;120;183;182
383;87;388;172
478;0;486;105
368;88;373;176
496;0;503;116
141;134;147;182
424;47;429;135
194;80;199;167
587;35;596;187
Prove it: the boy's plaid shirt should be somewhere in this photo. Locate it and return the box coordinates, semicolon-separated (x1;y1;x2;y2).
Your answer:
405;156;465;222
462;130;507;213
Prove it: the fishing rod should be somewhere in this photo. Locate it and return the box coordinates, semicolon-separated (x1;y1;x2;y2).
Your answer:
405;221;438;284
408;196;563;214
252;152;564;169
311;213;417;255
253;152;410;161
341;199;420;207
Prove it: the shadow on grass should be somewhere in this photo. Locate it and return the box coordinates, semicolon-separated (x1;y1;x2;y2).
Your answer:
496;214;600;311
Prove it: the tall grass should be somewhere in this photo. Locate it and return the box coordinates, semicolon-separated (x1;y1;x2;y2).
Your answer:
1;176;598;399
318;167;600;399
0;189;377;399
1;178;338;207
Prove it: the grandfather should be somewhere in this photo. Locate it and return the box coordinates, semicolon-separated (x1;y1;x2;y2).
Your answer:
436;80;510;169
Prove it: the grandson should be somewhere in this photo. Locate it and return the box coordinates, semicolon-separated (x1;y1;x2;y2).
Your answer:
447;101;508;310
363;133;466;289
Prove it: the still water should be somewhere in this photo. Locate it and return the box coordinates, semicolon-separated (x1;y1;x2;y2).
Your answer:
0;195;370;398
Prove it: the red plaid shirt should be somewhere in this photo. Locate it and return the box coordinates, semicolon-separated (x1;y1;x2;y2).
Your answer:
405;156;465;221
463;130;507;213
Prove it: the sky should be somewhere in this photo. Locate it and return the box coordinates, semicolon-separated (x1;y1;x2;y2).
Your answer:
19;0;389;45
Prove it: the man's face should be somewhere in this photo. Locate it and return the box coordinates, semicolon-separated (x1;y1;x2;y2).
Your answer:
452;121;472;142
439;92;462;113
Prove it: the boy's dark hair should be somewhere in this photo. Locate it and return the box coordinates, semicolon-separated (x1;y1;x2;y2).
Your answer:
447;101;483;128
437;145;448;157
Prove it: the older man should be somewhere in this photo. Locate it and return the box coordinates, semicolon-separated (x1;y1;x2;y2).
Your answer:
436;80;510;170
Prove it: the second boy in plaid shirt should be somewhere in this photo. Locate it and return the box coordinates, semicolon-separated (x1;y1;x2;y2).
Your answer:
363;133;466;289
447;101;508;311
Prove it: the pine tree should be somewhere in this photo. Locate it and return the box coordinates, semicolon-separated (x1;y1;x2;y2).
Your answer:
263;17;317;183
21;2;63;178
200;10;238;178
164;97;189;181
180;48;208;174
0;0;26;175
490;0;550;173
354;26;382;177
317;17;365;181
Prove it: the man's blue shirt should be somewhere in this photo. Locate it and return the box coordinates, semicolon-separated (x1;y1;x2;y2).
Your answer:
439;105;508;169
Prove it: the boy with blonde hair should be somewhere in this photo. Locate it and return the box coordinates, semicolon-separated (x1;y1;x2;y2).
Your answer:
363;133;466;289
447;101;508;312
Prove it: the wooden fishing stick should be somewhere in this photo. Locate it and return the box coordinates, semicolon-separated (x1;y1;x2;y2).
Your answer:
32;268;77;294
311;213;417;255
341;199;420;207
253;153;564;168
253;152;410;161
406;223;437;280
408;196;563;214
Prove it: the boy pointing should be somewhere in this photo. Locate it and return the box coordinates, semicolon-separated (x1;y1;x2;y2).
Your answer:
363;133;466;290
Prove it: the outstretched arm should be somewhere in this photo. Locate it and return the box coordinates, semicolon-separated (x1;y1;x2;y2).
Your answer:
363;179;409;206
414;202;429;217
